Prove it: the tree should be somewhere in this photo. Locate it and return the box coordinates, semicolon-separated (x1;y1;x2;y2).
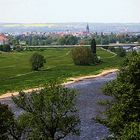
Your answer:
0;103;24;140
30;53;46;71
97;52;140;139
65;35;78;45
71;46;94;65
12;83;80;140
0;44;11;52
0;103;13;139
91;38;96;54
58;37;66;45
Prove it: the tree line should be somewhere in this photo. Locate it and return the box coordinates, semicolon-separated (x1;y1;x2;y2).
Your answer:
9;33;140;46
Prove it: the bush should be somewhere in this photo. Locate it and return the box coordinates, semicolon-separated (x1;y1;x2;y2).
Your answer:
30;52;46;71
13;45;24;52
12;83;80;139
0;103;13;139
71;46;94;65
0;44;11;52
99;52;140;139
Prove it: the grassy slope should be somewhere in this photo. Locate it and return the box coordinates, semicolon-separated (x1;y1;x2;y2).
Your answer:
0;48;122;94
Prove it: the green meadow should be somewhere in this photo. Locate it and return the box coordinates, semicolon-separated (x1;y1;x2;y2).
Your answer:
0;47;123;94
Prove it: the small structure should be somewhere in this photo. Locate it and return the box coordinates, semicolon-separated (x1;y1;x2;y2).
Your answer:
0;34;9;45
86;24;90;34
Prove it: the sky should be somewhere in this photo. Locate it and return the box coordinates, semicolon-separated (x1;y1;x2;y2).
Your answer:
0;0;140;23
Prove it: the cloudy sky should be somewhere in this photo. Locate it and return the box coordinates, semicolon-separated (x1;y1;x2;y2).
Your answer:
0;0;140;23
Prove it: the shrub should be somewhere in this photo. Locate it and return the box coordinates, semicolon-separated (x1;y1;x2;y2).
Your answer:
0;44;11;52
12;83;80;139
0;103;13;139
13;45;24;52
30;52;46;71
71;46;94;65
0;103;23;140
98;52;140;139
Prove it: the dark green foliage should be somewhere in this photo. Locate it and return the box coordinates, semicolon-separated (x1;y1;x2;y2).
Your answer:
108;47;126;57
0;103;24;140
100;52;140;139
108;46;116;52
0;44;11;52
13;45;24;52
71;46;94;65
12;83;80;140
91;38;96;54
0;103;13;139
30;52;46;71
58;35;78;45
102;46;109;50
115;47;126;57
9;32;140;46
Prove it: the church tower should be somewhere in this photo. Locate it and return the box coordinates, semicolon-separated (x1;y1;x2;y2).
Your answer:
86;24;90;34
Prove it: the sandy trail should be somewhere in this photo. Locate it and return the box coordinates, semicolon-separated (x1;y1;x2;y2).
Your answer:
0;69;118;99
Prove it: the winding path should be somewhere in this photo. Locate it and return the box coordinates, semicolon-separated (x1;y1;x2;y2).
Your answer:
0;71;117;140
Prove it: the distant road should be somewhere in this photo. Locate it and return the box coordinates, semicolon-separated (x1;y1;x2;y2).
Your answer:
24;44;140;48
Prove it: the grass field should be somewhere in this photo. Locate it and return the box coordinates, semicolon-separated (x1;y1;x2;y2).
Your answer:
0;47;123;94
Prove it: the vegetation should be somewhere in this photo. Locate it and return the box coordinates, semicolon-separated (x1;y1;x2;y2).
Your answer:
115;47;126;57
91;38;97;54
97;52;140;139
97;99;111;106
71;46;94;65
71;39;100;65
0;103;13;139
107;46;126;57
0;48;123;94
12;83;80;140
9;33;140;46
13;45;24;52
0;103;24;140
58;35;78;45
0;45;11;52
30;53;46;71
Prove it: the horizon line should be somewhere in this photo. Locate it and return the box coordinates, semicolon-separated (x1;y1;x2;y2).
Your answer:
0;22;140;24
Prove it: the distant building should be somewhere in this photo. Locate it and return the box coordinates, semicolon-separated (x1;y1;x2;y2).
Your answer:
86;24;90;34
0;34;9;45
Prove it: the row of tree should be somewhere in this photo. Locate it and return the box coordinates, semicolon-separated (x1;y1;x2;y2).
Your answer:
9;34;140;46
